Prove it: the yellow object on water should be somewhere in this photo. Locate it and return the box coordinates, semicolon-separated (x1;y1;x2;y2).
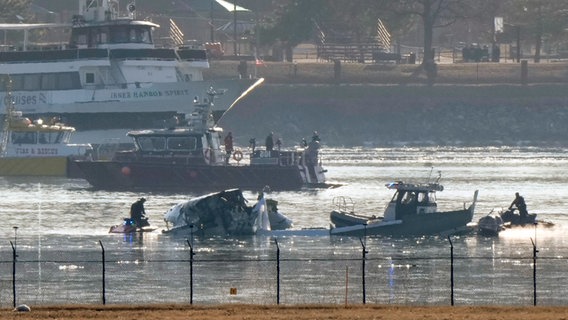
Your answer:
0;157;68;176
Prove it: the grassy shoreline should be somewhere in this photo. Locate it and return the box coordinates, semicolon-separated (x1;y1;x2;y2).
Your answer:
3;304;568;319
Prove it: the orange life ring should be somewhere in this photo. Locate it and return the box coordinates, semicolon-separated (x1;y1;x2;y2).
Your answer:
232;150;243;162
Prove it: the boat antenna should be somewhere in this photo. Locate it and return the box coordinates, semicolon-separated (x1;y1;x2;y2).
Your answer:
427;166;434;182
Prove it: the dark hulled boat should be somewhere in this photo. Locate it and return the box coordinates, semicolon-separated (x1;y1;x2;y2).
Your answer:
74;89;327;190
330;178;478;237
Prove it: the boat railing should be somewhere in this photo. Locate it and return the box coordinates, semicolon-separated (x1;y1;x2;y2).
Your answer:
332;196;355;213
0;48;109;63
0;47;208;63
250;150;304;167
109;48;177;60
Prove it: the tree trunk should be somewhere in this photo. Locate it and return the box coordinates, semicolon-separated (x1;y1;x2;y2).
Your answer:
422;1;437;85
534;6;542;63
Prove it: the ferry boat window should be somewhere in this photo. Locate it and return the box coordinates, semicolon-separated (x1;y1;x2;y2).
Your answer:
137;28;151;44
137;137;166;151
129;29;137;42
39;133;48;144
23;74;41;90
12;131;36;144
39;132;63;144
73;31;88;47
110;27;129;43
167;137;197;151
58;73;79;89
86;73;95;84
5;75;24;91
97;29;108;44
42;73;80;90
41;74;56;90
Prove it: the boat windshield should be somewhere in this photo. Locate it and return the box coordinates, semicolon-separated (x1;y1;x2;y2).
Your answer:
167;137;197;151
11;131;36;144
136;136;166;151
71;25;153;47
12;131;65;144
393;190;433;204
136;136;198;152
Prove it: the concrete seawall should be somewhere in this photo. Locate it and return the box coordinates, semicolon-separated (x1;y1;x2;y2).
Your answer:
219;84;568;147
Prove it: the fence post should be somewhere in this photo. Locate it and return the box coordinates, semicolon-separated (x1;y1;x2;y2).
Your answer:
531;222;538;306
521;60;528;85
11;226;18;308
99;240;106;305
448;236;454;306
186;238;195;304
275;238;280;305
10;240;16;308
359;237;368;304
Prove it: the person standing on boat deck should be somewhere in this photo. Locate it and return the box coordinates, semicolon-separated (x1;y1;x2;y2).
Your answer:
509;192;528;221
265;132;274;151
249;138;256;152
312;131;320;142
306;135;320;165
130;198;148;228
224;132;233;164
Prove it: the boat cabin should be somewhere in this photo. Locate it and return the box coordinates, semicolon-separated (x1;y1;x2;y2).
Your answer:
112;126;224;165
2;115;92;158
383;182;441;220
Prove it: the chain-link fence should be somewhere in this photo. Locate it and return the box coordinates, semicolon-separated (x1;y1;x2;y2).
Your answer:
0;237;563;307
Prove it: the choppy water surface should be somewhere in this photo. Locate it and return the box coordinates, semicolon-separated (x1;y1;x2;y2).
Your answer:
0;146;567;306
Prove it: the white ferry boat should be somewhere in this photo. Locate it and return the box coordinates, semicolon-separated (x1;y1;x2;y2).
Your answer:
0;0;259;143
0;80;92;177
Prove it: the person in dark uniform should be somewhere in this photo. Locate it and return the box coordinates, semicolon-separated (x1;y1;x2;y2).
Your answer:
224;132;233;164
265;132;274;151
130;198;149;228
509;192;528;221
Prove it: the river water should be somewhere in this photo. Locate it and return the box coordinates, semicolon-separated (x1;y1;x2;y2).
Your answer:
0;146;567;306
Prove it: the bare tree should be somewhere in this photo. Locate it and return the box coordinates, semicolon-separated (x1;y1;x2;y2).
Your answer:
0;0;31;21
391;0;485;84
502;0;568;62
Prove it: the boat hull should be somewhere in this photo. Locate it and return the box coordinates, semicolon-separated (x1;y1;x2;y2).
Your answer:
1;78;256;116
75;160;320;190
330;210;372;228
0;157;84;177
330;208;474;237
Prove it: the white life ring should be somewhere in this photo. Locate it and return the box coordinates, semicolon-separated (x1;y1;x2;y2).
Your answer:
233;150;243;162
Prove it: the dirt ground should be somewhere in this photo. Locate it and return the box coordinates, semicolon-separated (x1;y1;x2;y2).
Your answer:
3;304;568;320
